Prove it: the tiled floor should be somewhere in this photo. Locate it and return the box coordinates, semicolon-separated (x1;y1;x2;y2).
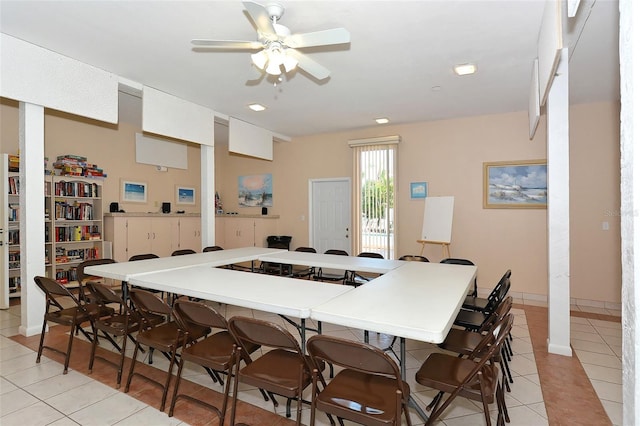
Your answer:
0;300;622;426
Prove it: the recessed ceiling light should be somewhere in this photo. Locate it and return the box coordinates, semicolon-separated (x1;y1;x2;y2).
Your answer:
454;63;477;76
375;117;389;124
248;103;266;112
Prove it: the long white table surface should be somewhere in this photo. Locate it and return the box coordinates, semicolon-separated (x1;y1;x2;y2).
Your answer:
310;261;476;344
84;247;284;281
128;265;352;319
258;250;405;274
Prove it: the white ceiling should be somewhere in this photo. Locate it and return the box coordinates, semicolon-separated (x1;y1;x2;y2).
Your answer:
0;0;620;140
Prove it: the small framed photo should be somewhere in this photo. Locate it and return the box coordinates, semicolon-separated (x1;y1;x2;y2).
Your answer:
410;182;428;199
176;186;196;205
121;180;147;203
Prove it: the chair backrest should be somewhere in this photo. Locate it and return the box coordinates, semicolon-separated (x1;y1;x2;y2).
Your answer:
469;313;514;363
357;252;384;259
34;275;82;310
228;316;303;355
86;280;124;306
295;246;316;253
485;270;512;312
173;299;228;332
307;335;403;386
203;245;224;252
440;258;474;266
479;295;513;332
76;258;117;301
324;249;348;256
129;253;159;261
172;249;196;256
129;288;172;325
398;254;430;262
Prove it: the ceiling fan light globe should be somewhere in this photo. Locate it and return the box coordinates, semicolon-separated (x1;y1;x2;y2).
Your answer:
266;60;282;75
282;54;298;72
251;51;268;69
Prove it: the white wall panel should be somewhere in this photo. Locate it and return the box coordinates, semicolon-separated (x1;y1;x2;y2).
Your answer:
229;117;273;160
142;86;214;146
0;34;118;123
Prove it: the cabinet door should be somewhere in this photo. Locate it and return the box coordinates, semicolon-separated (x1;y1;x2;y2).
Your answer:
178;217;201;251
126;217;153;258
150;217;176;257
106;217;129;262
224;218;255;248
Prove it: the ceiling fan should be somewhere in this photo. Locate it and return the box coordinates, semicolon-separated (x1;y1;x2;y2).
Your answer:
191;1;350;80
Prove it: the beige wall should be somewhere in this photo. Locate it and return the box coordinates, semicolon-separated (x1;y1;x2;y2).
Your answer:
216;102;621;304
1;97;621;303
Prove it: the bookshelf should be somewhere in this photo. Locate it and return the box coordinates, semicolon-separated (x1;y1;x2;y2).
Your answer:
51;176;103;287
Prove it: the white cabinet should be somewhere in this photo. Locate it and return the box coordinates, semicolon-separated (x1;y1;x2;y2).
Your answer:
105;214;201;262
216;215;278;249
177;216;202;251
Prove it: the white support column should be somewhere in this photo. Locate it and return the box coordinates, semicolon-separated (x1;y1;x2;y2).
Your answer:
546;47;572;356
18;102;46;337
201;144;215;248
619;0;639;423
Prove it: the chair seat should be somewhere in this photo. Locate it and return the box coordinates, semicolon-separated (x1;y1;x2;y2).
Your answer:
45;306;92;325
453;309;487;330
438;328;485;355
317;368;410;424
462;295;490;311
181;331;258;370
239;349;312;398
415;353;497;402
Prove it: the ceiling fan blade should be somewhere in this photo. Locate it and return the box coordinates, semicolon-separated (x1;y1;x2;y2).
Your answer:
242;1;277;39
191;39;264;50
287;49;331;80
285;28;351;48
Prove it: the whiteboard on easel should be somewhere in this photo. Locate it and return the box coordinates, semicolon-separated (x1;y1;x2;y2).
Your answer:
421;196;454;244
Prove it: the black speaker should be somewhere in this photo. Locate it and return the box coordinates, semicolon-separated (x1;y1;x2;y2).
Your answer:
110;202;119;213
162;202;171;213
262;207;268;215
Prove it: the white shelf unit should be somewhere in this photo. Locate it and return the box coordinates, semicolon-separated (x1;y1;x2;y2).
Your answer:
51;176;104;288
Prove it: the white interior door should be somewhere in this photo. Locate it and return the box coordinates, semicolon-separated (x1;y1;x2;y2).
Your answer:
310;178;351;254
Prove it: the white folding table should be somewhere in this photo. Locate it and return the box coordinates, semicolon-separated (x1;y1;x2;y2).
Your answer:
84;247;285;281
128;265;352;351
310;261;477;421
258;250;405;275
84;247;285;301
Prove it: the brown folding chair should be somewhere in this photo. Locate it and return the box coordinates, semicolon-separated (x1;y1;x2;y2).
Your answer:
228;316;316;425
168;300;261;422
171;249;196;256
306;334;412;426
203;245;224;252
313;249;350;284
76;258;116;302
124;288;208;411
289;246;317;279
345;251;384;286
33;275;98;374
440;257;478;296
86;281;142;387
398;254;430;262
415;313;514;426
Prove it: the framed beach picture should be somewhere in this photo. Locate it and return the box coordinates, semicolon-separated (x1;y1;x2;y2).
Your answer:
121;180;147;203
238;174;273;207
176;186;196;205
410;182;428;199
483;160;547;209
